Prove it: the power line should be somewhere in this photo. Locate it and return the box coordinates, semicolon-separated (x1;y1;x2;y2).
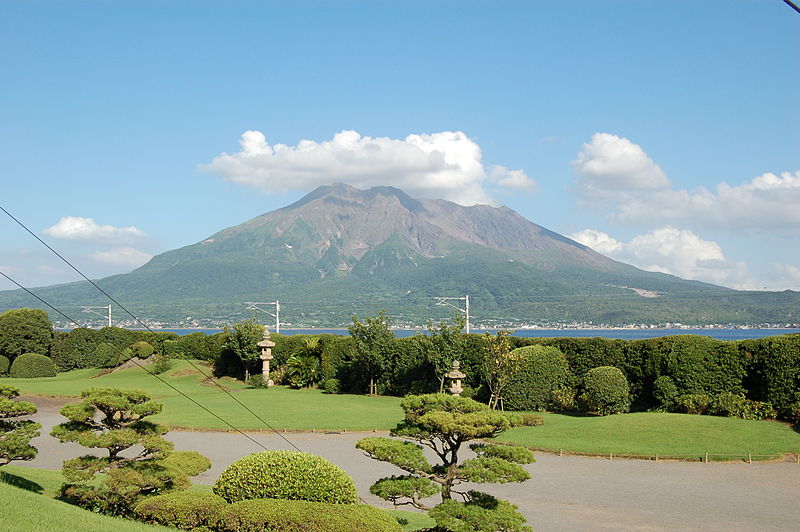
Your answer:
782;0;800;15
0;205;304;453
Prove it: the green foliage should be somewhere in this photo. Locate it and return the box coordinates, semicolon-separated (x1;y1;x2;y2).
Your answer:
247;373;268;388
50;387;191;516
134;491;228;530
370;475;440;507
358;393;531;530
51;327;100;371
708;392;777;421
0;384;39;465
213;450;359;504
421;314;467;393
550;387;577;412
222;320;265;380
675;393;712;415
659;336;747;397
504;345;571;411
0;355;9;375
161;450;212;477
429;492;531;532
0;308;53;361
131;341;155;359
513;413;545;427
740;335;800;417
286;354;321;388
481;330;519;410
652;375;679;409
9;353;57;378
150;356;174;375
323;377;341;394
349;311;394;395
580;366;630;415
93;342;120;368
214;498;403;532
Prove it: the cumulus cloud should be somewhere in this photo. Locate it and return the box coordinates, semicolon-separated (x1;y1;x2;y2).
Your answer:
43;217;148;244
573;132;670;196
770;263;800;290
613;171;800;231
90;247;153;267
201;129;536;205
571;133;800;233
569;226;751;288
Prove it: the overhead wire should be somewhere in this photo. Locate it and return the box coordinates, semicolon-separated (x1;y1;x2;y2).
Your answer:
0;205;305;453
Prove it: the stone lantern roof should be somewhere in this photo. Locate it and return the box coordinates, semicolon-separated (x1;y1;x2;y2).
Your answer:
445;360;465;380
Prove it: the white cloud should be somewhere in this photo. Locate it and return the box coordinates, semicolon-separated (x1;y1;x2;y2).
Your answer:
43;217;148;244
573;132;670;196
90;247;153;267
201;129;536;205
770;263;800;291
614;171;800;232
570;226;751;288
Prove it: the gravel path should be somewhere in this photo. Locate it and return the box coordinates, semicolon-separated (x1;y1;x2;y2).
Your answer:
13;397;800;531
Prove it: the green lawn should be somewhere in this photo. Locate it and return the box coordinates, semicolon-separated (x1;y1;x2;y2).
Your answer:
0;360;405;430
497;412;800;460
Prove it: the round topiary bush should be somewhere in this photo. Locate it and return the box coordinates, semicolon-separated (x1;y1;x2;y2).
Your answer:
652;375;679;409
9;353;57;378
503;345;571;411
580;366;630;415
213;450;359;504
0;354;10;375
134;491;229;530
215;498;402;532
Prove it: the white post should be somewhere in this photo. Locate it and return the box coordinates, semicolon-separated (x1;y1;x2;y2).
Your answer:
276;300;280;333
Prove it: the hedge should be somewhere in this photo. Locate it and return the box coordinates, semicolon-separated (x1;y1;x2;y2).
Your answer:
0;355;9;375
9;353;57;378
134;491;228;530
503;345;571;411
214;498;402;532
213;450;359;504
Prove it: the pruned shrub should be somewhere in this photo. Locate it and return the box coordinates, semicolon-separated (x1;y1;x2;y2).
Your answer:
93;342;120;368
0;355;10;375
131;341;155;359
134;491;228;530
162;450;212;477
9;353;57;378
215;498;402;532
675;393;712;415
580;366;630;415
503;345;571;411
652;375;679;409
323;378;341;394
551;387;576;412
513;413;544;427
429;492;531;532
213;450;359;504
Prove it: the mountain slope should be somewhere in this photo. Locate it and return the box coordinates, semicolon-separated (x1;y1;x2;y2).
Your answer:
1;184;797;326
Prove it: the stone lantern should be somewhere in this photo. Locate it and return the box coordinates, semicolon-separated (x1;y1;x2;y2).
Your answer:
257;329;276;386
445;360;466;396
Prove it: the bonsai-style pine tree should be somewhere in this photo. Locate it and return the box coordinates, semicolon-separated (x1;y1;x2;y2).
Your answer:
357;393;533;532
0;384;39;465
50;387;200;516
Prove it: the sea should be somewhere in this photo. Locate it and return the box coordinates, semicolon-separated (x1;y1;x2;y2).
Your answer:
156;328;799;341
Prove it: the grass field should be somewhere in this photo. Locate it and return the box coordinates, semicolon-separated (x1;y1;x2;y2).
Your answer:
0;360;405;430
497;412;800;460
3;362;799;459
1;465;431;532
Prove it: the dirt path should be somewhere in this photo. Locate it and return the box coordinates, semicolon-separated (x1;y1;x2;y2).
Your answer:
14;397;800;531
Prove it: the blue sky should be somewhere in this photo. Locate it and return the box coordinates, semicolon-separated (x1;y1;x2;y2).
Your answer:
1;0;798;292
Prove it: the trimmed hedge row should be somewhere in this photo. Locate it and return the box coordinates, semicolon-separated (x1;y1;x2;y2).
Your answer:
9;352;57;378
134;493;402;532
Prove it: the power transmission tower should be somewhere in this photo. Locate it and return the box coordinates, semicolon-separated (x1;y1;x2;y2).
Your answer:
82;305;112;327
244;301;281;333
433;295;470;333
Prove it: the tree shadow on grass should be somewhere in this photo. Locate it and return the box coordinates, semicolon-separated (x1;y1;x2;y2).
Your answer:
0;470;44;494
